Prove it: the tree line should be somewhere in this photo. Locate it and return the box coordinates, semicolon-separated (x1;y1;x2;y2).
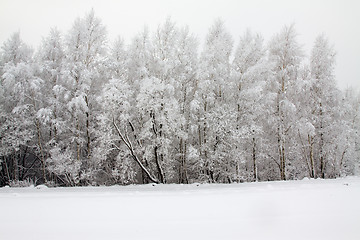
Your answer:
1;10;359;186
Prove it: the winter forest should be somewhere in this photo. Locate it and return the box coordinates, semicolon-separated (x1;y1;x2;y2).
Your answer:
1;10;359;187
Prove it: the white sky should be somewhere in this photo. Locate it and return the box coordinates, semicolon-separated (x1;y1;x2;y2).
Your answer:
0;0;359;90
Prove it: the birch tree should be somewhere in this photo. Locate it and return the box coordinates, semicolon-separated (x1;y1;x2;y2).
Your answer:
232;30;269;181
267;24;303;180
307;35;356;178
195;19;235;182
63;9;107;183
0;32;48;182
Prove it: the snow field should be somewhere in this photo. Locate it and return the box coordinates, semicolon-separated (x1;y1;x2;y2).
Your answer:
1;177;360;240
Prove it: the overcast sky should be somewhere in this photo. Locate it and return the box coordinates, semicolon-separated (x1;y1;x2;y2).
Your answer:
1;0;359;90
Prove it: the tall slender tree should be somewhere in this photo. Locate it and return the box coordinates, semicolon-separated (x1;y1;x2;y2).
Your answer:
63;9;107;183
267;24;303;180
232;30;269;181
194;19;235;182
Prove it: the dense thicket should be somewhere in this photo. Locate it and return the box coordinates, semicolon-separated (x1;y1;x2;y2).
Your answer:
1;11;359;186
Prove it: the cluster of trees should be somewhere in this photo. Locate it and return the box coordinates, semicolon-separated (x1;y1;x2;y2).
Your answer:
1;10;359;186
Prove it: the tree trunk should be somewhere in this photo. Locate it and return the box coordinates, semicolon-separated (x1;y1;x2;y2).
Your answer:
281;144;286;180
3;156;11;183
319;102;325;179
36;119;47;182
154;145;165;183
252;137;257;181
277;93;286;181
85;95;91;158
76;119;81;163
308;135;315;178
183;141;189;184
179;138;189;184
13;153;18;182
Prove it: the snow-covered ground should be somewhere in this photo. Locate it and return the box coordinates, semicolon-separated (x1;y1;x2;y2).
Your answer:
1;177;359;240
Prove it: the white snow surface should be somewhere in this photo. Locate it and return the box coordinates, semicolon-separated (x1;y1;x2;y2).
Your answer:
1;177;360;240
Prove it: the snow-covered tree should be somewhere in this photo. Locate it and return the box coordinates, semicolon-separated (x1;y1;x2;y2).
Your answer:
267;24;303;180
136;77;181;183
172;26;199;183
193;19;235;183
127;26;152;88
232;30;269;181
37;28;65;139
126;19;182;183
305;35;355;178
36;28;76;185
108;37;128;79
0;32;32;67
61;9;107;184
0;32;49;183
94;77;136;185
